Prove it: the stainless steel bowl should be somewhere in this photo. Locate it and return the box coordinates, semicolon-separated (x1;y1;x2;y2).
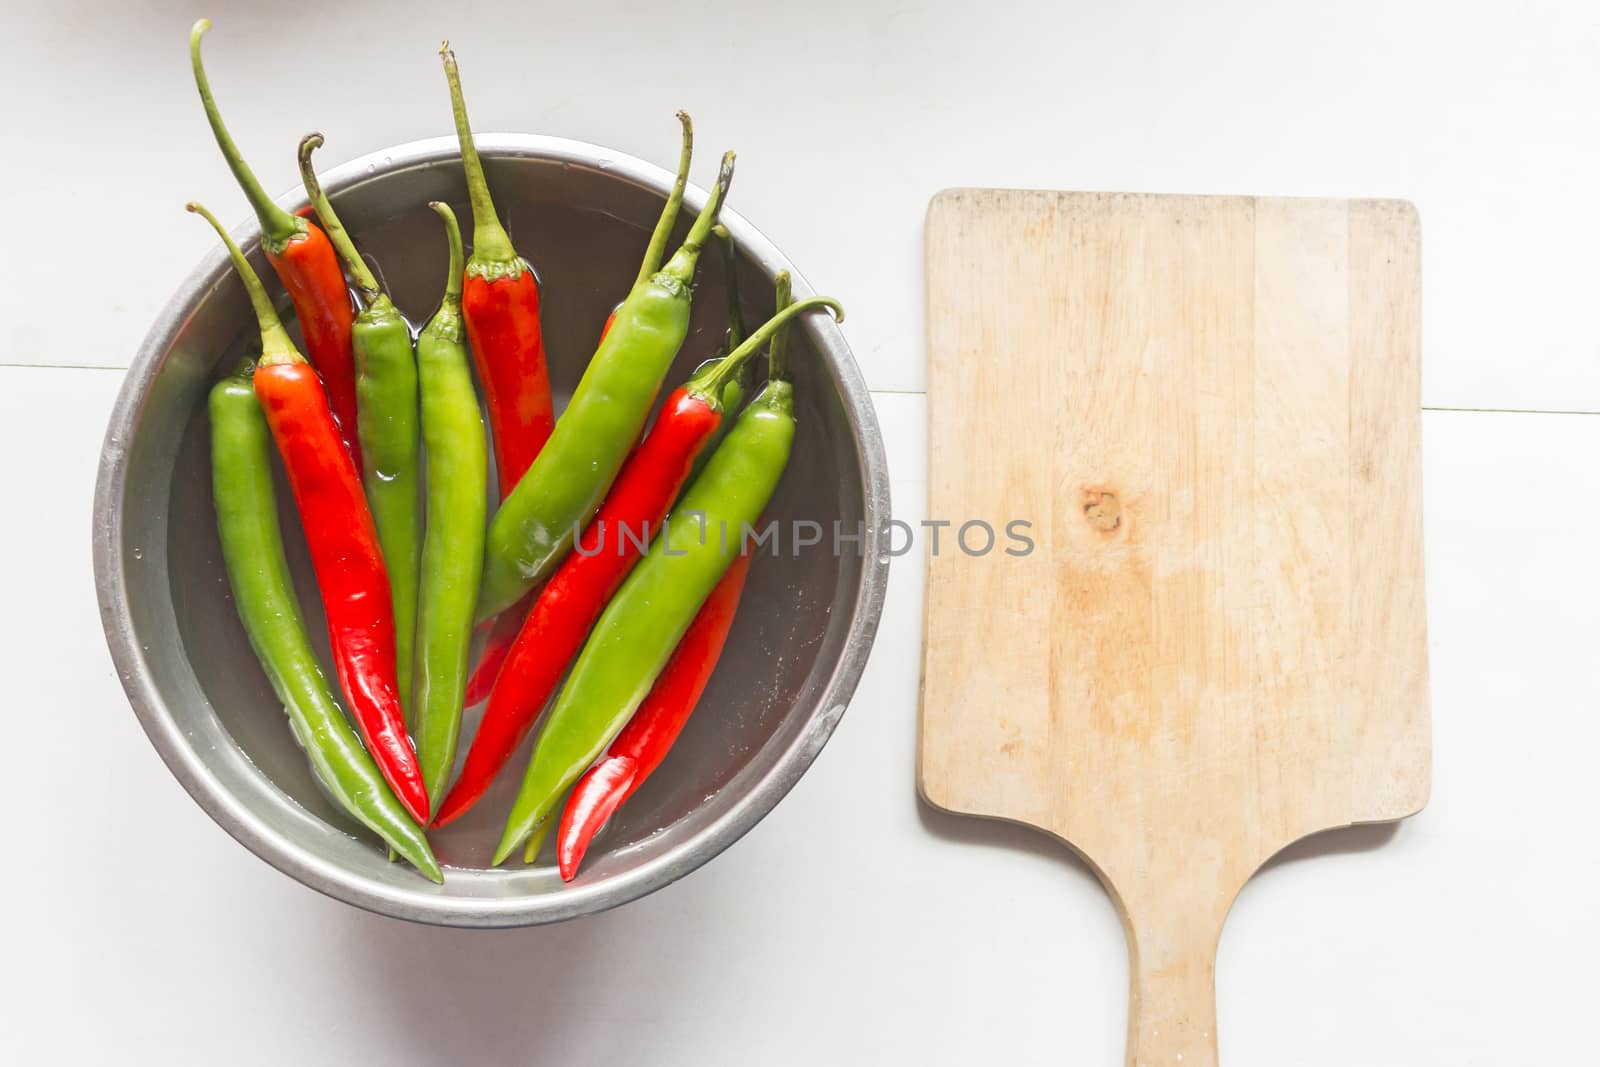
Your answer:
93;135;889;927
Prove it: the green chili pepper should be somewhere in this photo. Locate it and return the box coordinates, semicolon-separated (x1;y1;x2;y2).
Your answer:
411;202;489;811
298;135;421;707
208;364;442;882
475;152;738;622
491;294;843;864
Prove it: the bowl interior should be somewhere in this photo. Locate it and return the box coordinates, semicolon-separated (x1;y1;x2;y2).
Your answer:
108;138;881;923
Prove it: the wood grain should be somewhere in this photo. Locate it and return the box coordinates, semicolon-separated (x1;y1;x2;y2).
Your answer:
920;190;1430;1066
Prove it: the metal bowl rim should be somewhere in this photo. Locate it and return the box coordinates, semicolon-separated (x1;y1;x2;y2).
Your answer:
92;132;891;927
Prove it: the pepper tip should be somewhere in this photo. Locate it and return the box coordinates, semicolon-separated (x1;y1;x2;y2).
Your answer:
432;791;464;828
390;778;432;826
556;826;586;882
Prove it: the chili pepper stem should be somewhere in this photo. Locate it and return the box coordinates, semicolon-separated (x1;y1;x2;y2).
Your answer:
298;134;383;300
430;201;465;306
440;42;521;274
713;224;747;348
768;272;793;381
635;112;694;288
657;152;737;286
187;202;300;363
189;20;304;253
690;295;841;402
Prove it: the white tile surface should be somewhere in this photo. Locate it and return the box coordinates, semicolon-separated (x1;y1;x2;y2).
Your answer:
8;0;1600;1061
8;1;1600;409
4;364;1598;1063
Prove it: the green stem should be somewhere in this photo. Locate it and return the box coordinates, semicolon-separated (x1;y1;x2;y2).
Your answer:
187;201;300;363
189;19;303;254
714;224;746;347
430;201;465;304
297;134;381;300
439;43;518;269
768;272;793;381
693;294;841;401
659;152;737;285
635;111;694;288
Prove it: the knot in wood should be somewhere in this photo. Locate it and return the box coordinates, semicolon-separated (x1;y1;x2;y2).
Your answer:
1082;489;1121;532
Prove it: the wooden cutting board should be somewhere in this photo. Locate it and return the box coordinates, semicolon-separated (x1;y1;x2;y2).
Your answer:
920;190;1430;1066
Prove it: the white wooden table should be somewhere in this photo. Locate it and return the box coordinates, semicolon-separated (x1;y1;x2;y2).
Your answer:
4;2;1597;1064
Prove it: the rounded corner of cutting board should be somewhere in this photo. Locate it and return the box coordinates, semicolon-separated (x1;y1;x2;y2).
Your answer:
913;773;953;818
1375;759;1434;824
1363;196;1422;233
926;187;984;228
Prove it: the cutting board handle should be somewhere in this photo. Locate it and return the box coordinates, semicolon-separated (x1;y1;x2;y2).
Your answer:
1122;892;1229;1067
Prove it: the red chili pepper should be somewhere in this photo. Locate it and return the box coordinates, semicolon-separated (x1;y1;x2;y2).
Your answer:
439;45;557;718
253;361;431;824
252;362;429;821
441;46;554;496
460;115;696;706
461;274;553;496
432;385;723;826
190;21;361;468
187;201;431;826
556;551;752;879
